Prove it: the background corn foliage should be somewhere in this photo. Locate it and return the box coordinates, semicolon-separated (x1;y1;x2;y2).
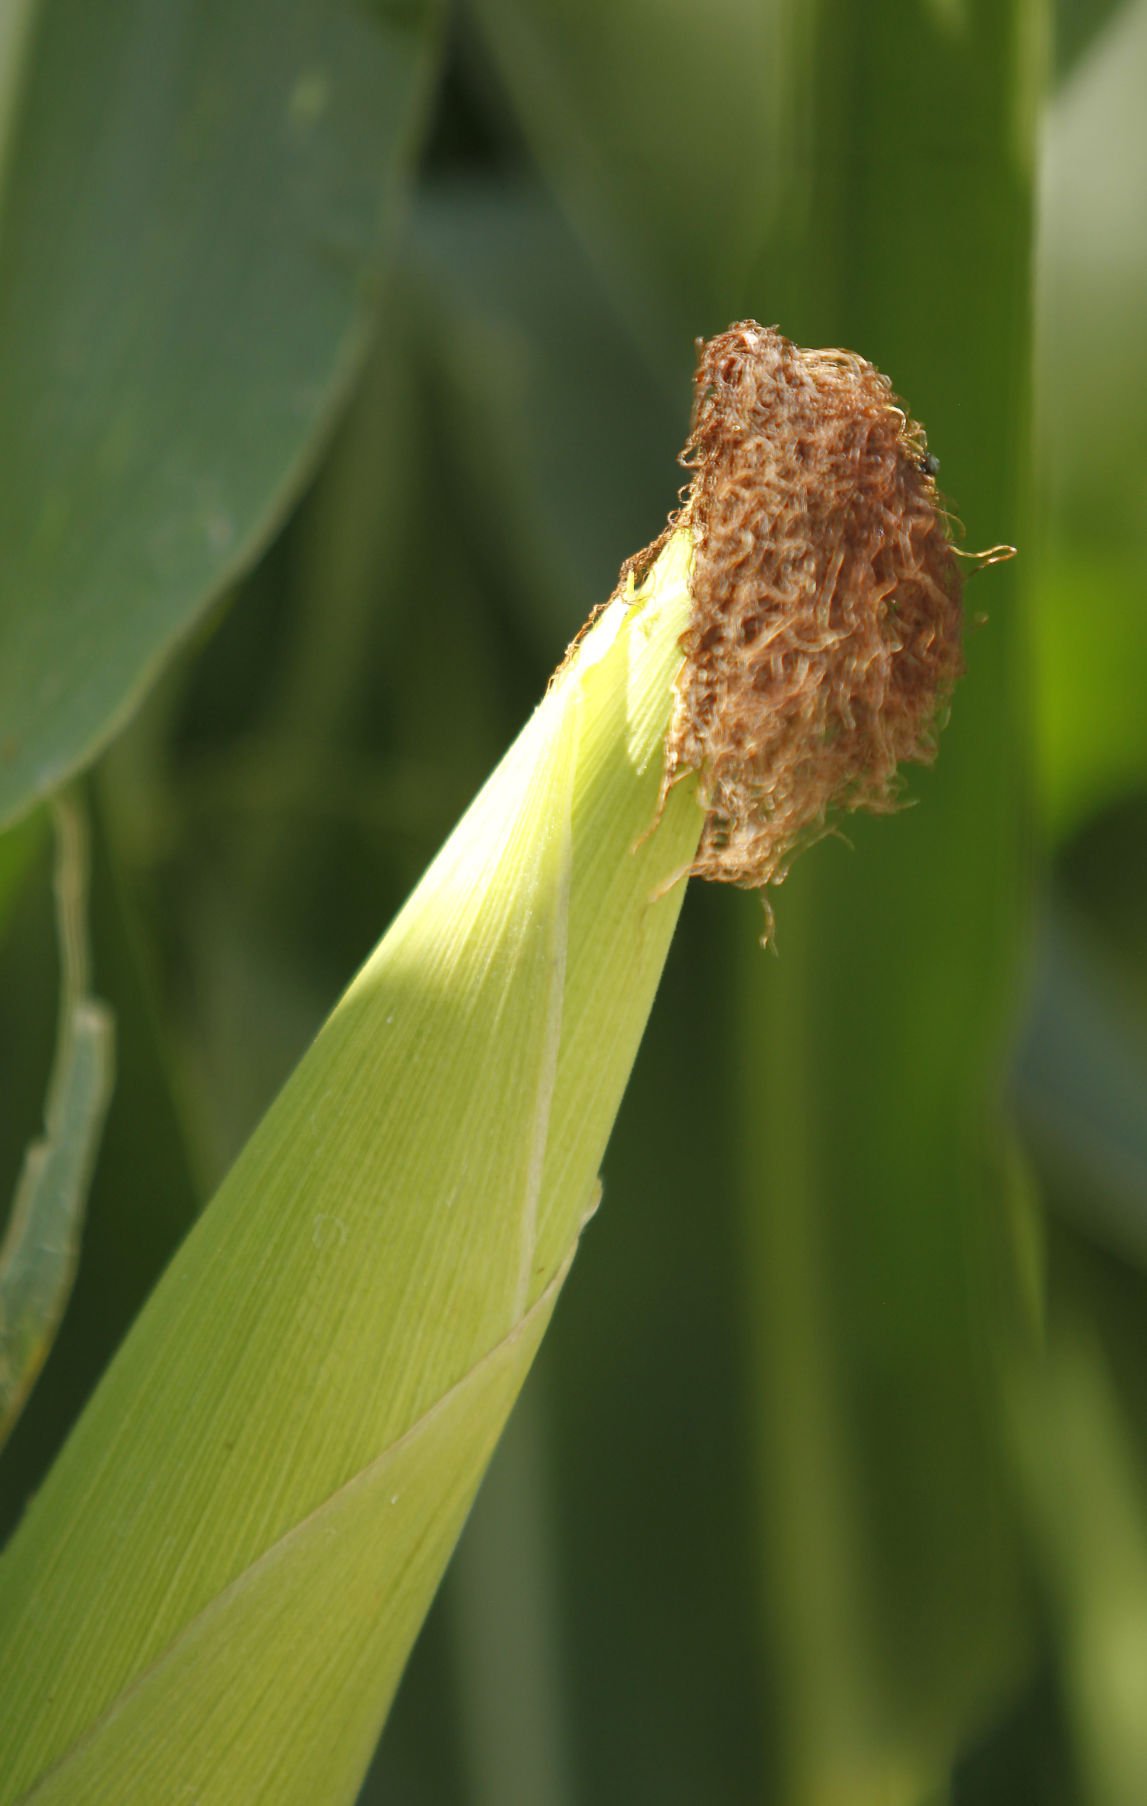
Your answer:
1;0;1146;1800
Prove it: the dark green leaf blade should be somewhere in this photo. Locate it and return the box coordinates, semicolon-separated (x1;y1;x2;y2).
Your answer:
0;0;441;829
0;800;114;1446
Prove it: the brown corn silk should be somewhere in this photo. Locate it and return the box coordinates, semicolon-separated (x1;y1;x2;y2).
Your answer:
665;321;965;889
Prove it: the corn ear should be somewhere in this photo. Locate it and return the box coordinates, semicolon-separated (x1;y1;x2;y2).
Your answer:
0;529;702;1805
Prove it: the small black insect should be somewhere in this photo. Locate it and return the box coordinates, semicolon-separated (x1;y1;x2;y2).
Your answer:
918;452;941;478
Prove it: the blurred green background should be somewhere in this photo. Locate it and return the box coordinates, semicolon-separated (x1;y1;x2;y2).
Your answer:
2;0;1146;1800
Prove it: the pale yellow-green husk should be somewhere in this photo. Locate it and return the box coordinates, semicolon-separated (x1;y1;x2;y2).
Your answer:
0;529;702;1805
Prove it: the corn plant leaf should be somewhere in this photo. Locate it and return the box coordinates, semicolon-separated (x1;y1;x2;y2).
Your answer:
0;0;441;831
0;535;703;1804
728;3;1042;1797
0;799;113;1447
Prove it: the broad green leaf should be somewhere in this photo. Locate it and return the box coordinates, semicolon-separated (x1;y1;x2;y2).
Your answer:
0;0;441;831
732;3;1044;1798
0;799;113;1445
0;534;703;1803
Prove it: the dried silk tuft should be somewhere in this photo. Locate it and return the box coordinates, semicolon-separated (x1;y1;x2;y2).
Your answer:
664;321;968;890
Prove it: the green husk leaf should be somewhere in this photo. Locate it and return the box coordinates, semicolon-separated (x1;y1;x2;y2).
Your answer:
0;531;702;1805
12;1264;568;1806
